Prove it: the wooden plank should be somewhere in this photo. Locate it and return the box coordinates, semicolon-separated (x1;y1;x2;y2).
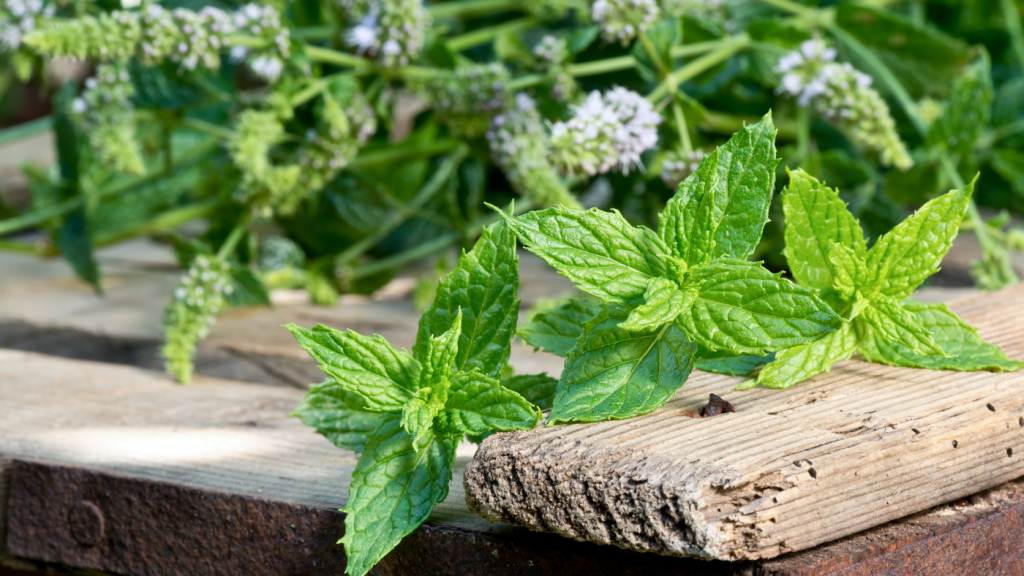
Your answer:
0;349;482;562
4;348;1024;574
464;285;1024;562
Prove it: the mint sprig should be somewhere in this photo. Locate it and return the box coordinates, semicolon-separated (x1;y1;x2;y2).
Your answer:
289;222;541;576
498;114;843;422
750;169;1023;389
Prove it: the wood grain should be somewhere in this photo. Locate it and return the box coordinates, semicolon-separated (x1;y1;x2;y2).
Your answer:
464;284;1024;561
0;350;497;563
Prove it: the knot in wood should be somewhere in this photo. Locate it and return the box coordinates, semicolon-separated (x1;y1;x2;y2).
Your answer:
68;500;105;546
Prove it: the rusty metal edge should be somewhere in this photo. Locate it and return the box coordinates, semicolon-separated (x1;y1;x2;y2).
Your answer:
7;460;1024;576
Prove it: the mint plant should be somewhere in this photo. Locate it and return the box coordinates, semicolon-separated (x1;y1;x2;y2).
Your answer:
748;170;1024;390
499;114;843;423
289;222;542;576
4;0;1024;387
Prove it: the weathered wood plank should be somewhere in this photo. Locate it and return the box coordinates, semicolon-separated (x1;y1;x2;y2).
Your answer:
0;349;479;562
4;347;1024;574
464;285;1024;561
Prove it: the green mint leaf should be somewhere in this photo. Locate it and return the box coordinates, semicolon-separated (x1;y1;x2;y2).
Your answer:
782;170;867;290
926;54;992;155
287;324;421;413
619;277;695;332
291;380;384;454
415;222;519;379
443;371;542;435
417;311;461;396
859;297;945;357
549;302;698;423
495;205;669;303
865;182;974;299
500;373;560;410
659;112;777;264
860;302;1024;372
342;415;455;576
696;351;775;377
677;259;843;355
746;323;858;389
827;241;866;301
401;388;445;451
403;314;462;447
517;298;603;357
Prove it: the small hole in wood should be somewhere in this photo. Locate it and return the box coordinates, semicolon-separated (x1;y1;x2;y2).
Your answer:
952;440;959;448
794;461;802;468
987;403;996;412
772;497;778;504
1019;417;1023;427
1008;448;1014;457
912;428;920;434
808;468;817;479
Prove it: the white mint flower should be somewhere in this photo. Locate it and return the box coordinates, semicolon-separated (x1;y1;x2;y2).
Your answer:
660;150;705;190
534;35;566;64
231;3;290;82
1;0;54;50
776;39;911;170
250;55;284;82
550;87;662;177
340;0;430;67
346;16;379;54
487;94;579;207
590;0;658;45
70;61;145;175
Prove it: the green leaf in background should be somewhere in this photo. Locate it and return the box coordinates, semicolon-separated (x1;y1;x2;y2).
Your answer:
341;415;455;576
444;371;542;436
566;26;600;54
291;380;384;453
677;259;842;355
632;17;680;82
865;181;973;299
415;222;519;379
782;169;867;290
926;54;993;155
55;212;101;292
747;18;812;49
749;324;858;389
517;298;603;357
619;277;694;332
51;82;101;292
884;162;938;205
859;302;1024;372
550;302;698;423
497;205;669;303
130;61;225;110
286;324;421;412
659;112;778;264
696;351;775;377
989;148;1024;206
834;3;974;99
224;266;271;308
499;373;560;410
860;296;945;357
